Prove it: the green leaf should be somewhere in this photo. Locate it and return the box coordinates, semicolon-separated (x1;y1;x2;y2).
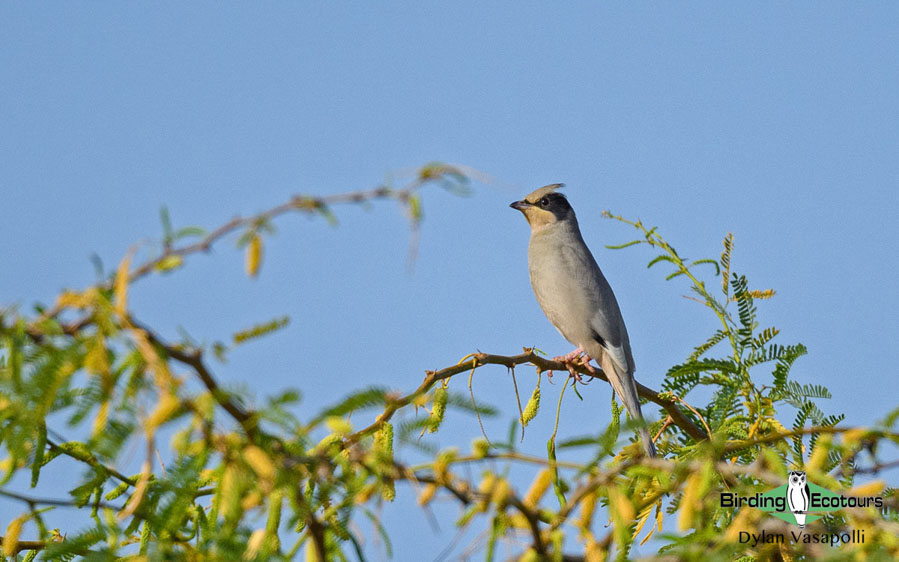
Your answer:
68;470;107;508
446;392;499;417
720;233;734;296
311;386;390;424
154;254;184;272
690;258;720;276
232;316;290;345
30;423;47;488
160;205;174;245
174;226;206;241
606;239;643;250
647;254;675;268
771;343;808;390
688;330;728;361
557;435;598;449
665;358;740;380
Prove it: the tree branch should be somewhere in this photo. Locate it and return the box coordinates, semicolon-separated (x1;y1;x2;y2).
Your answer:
31;164;468;326
129;316;258;438
400;466;547;555
348;350;707;445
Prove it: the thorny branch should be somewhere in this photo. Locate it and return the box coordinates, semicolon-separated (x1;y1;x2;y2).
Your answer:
347;350;708;445
29;164;465;325
130;316;257;437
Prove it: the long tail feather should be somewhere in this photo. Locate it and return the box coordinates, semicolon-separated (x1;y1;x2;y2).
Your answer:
598;352;656;457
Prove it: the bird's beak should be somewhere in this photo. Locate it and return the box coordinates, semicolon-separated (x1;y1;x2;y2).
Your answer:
510;200;531;211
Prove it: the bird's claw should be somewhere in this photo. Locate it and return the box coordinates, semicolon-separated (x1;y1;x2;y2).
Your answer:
581;356;596;375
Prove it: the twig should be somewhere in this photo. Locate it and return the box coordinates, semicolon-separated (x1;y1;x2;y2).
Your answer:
0;538;49;555
45;438;137;486
853;458;899;475
32;167;465;326
0;489;123;511
670;395;712;439
467;358;490;444
653;416;673;443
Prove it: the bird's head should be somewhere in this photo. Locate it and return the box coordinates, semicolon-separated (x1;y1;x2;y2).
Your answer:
510;184;574;230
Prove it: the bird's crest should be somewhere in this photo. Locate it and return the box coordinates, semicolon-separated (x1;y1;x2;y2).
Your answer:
523;183;565;204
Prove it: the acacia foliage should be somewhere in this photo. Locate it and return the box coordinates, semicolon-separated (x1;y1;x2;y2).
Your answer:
1;165;898;561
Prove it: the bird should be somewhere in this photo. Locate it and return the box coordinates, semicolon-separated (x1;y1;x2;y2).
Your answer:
510;184;656;457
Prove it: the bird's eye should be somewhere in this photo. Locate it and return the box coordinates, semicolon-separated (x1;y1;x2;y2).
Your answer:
539;197;550;207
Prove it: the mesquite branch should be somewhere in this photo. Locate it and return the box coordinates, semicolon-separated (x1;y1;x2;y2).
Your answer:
348;350;707;445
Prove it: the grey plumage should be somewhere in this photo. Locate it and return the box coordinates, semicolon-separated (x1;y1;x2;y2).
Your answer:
511;185;656;457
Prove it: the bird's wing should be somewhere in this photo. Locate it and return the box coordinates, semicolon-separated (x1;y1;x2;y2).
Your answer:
561;239;635;375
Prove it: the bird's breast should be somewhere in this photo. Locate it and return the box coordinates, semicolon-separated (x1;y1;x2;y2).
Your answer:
527;233;595;345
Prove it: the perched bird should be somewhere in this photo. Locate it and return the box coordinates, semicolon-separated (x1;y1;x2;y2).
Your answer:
511;184;656;457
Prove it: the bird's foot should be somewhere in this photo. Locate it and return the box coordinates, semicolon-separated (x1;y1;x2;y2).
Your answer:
579;355;596;375
571;355;596;383
552;347;585;363
551;348;596;383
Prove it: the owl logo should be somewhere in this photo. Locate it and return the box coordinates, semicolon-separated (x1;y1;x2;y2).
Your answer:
787;470;810;528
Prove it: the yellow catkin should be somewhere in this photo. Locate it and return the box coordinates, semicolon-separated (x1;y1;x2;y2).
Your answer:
490;478;510;508
114;253;132;318
523;469;553;509
374;423;394;459
429;387;448;433
678;461;714;532
417;483;438;506
381;480;396;502
244;529;266;560
585;537;606;562
724;506;757;542
507;513;530;529
476;473;497;511
478;473;496;494
806;434;832;473
471;438;489;458
375;423;396;501
246;234;262;277
2;515;25;557
521;386;540;426
243;446;276;481
146;392;181;430
324;416;352;435
578;489;599;532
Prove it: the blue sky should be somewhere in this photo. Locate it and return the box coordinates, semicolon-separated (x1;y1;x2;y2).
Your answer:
2;4;898;559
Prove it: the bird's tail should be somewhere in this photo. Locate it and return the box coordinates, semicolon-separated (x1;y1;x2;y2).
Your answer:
599;353;656;458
